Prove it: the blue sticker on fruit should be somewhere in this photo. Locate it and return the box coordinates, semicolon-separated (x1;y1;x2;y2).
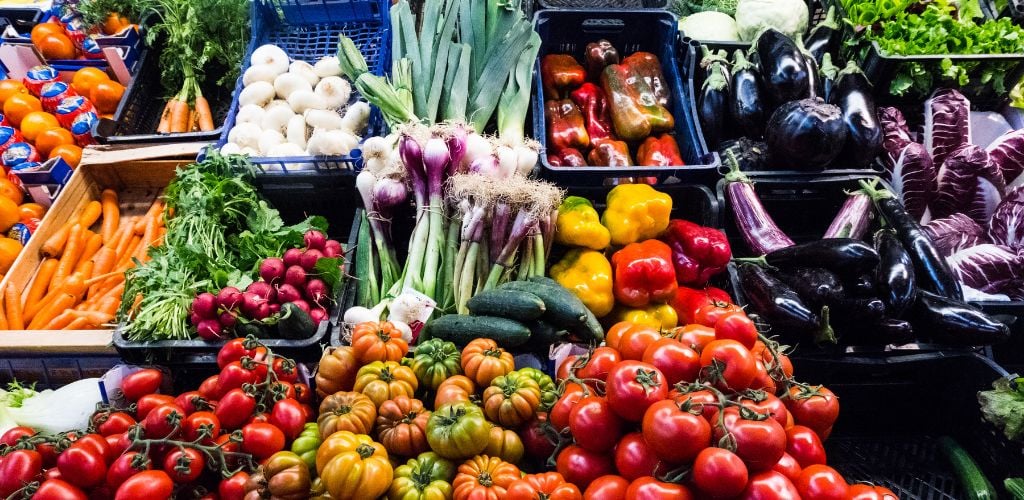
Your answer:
8;223;30;245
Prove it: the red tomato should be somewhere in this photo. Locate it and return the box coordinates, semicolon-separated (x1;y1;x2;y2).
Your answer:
106;432;131;457
692;447;749;499
714;312;758;349
135;394;175;420
551;383;589;432
583;475;629;500
785;386;840;439
675;324;716;352
771;452;803;483
605;361;668;422
668;388;720;424
625;477;693;500
143;404;185;439
216;388;257;430
272;357;299;383
522;413;557;461
557;354;580;382
794;465;849;500
217;361;261;395
175;391;212;415
248;413;270;425
0;426;35;446
741;471;801;500
640;399;710;464
694;302;744;327
219;471;250;500
183;411;222;443
120;369;163;401
293;383;312;404
37;441;59;468
713;407;787;472
577;347;623;383
214;434;243;469
699;339;756;391
0;449;42;497
269;381;297;400
785;426;827;468
556;444;616;491
641;339;700;387
73;433;113;464
739;393;790;431
613;433;660;481
241;423;285;460
95;412;136;437
198;375;222;400
217;338;267;369
105;452;149;490
269;398;306;440
43;468;63;481
749;361;778;394
617;328;663;361
847;483;899;500
57;446;107;488
34;479;87;500
569;396;624;452
114;470;174;500
163;447;204;483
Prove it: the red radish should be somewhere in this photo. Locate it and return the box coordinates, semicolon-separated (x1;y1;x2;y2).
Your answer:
283;248;303;268
240;292;264;317
299;249;323;271
252;303;272;320
217;287;242;310
284;265;307;289
190;312;203;326
324;240;342;257
247;281;276;303
260;258;286;284
305;279;330;306
268;303;281;315
192;293;218;319
309;308;328;324
304;230;327;251
276;284;302;303
219;312;238;329
197;319;224;340
291;300;311;314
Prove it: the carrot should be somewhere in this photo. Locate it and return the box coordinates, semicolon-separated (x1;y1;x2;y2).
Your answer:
168;99;190;134
113;219;136;257
76;232;104;272
88;248;116;298
5;284;21;329
93;282;124;305
78;200;102;228
77;261;94;283
69;310;113;325
63;316;92;330
27;274;87;329
41;310;77;330
93;296;120;316
24;258;58;310
156;101;173;134
51;224;83;290
187;108;198;133
117;236;141;268
41;220;74;258
195;95;215;131
0;296;7;330
100;189;119;243
133;217;146;235
136;210;161;261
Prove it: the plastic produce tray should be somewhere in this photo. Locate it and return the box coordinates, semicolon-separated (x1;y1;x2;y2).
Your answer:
0;355;120;390
213;0;389;174
532;9;720;186
539;0;667;8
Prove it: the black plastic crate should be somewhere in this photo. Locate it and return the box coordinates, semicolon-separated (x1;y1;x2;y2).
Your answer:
0;355;120;390
539;0;667;8
532;9;720;186
679;0;824;50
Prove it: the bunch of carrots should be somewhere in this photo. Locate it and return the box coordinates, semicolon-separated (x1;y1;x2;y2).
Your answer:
156;78;215;134
0;189;165;330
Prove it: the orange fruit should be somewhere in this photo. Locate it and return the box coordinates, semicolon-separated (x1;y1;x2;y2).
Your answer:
0;197;20;233
19;111;59;143
0;237;22;274
37;33;76;60
0;178;24;205
34;127;73;156
90;80;124;114
3;94;41;128
18;202;43;220
49;143;82;168
71;67;109;97
30;22;65;46
0;80;28;108
103;13;131;35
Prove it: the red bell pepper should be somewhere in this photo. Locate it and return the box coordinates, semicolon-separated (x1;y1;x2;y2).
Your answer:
671;286;733;325
546;99;590;151
622;52;671;107
570;82;615;142
611;239;678;307
601;64;675;142
541;54;586;98
637;134;684;167
547;148;587;167
587;138;633;167
585;39;621;81
661;219;732;287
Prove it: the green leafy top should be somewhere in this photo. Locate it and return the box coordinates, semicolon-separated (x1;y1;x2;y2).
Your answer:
979;376;1024;442
76;0;153;28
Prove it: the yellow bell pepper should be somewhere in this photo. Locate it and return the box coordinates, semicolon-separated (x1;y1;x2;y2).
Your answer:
601;184;672;246
550;249;614;318
555;196;611;250
613;303;678;330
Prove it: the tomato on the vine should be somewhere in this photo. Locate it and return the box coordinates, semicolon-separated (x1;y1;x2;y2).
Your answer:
521;413;557;461
272;357;300;383
795;464;849;500
625;477;693;500
120;369;163;401
106;432;132;457
785;425;827;468
135;394;175;419
143;403;185;439
57;446;107;489
162;447;204;483
641;338;700;388
772;452;803;483
640;399;710;464
713;407;786;472
218;471;250;500
183;411;221;443
848;483;899;500
105;451;150;490
293;383;313;404
0;425;34;446
175;391;212;415
674;324;716;352
217;338;267;369
556;444;615;491
0;449;42;497
699;339;756;391
714;312;758;349
583;475;630;500
605;361;668;422
73;433;113;463
217;360;261;395
216;388;257;430
576;347;623;383
785;385;840;439
616;326;664;361
692;447;748;499
739;392;790;430
269;398;307;440
34;479;87;500
550;382;589;431
694;302;744;327
613;432;660;481
569;396;623;452
742;471;801;499
242;422;286;460
95;411;136;437
114;470;174;500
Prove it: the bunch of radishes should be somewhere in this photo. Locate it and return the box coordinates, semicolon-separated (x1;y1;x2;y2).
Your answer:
190;230;343;340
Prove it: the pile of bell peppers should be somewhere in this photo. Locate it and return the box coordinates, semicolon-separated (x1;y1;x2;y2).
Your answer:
541;39;686;168
549;184;733;330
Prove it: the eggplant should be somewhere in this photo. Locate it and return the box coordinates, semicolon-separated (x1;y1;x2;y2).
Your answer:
758;238;880;276
754;29;809;107
829;62;883;169
776;267;845;308
805;6;842;66
699;49;731;150
912;291;1010;345
729;50;766;139
795;38;823;99
840;318;915;346
823;190;874;239
819;53;839;104
873;229;916;317
718;137;770;171
738;263;835;344
831;296;887;324
723;164;795;255
847;273;876;297
766;98;847;170
861;181;964;301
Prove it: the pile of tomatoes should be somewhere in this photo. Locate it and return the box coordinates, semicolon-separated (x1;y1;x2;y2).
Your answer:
546;301;900;499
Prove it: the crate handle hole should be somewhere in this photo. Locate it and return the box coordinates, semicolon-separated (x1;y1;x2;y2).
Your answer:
581;18;626;34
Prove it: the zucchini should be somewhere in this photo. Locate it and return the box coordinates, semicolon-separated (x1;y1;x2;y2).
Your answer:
467;289;546;321
278;303;317;340
1005;478;1024;500
939;436;997;500
426;314;531;348
501;279;604;342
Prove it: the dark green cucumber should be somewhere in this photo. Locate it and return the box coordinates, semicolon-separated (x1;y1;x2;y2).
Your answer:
525;320;566;349
278;302;317;340
426;314;531;348
237;321;273;339
467;289;546;321
1005;478;1024;500
501;279;604;342
939;436;997;500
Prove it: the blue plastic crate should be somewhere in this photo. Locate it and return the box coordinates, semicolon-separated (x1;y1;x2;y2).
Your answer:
214;0;390;174
531;9;720;186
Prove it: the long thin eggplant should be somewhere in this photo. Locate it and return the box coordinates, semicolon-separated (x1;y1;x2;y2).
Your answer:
738;263;835;344
729;50;765;139
754;29;809;108
839;318;915;346
699;49;731;150
819;53;839;104
823;190;874;239
912;291;1010;345
756;238;880;277
795;38;822;99
831;296;887;324
830;62;882;169
861;180;964;301
873;229;916;317
805;6;842;66
724;161;795;255
776;267;845;308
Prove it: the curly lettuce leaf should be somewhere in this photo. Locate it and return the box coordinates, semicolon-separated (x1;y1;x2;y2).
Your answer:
979;376;1024;441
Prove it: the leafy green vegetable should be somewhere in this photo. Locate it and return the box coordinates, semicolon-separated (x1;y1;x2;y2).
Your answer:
0;381;37;409
978;376;1024;441
670;0;739;17
77;0;154;28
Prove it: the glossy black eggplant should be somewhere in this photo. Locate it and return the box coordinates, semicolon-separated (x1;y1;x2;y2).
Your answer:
912;291;1010;345
846;273;876;297
861;181;964;300
729;50;766;139
765;98;847;170
873;229;916;317
718;137;770;171
776;267;845;308
699;49;731;150
759;238;880;276
840;318;915;346
819;53;839;103
830;62;883;168
805;6;842;66
796;38;823;99
754;29;809;107
831;296;887;324
738;263;836;344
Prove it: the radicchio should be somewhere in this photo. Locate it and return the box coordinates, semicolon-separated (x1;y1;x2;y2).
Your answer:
989;185;1024;250
986;128;1024;185
932;145;1005;225
889;142;936;221
879;106;913;169
924;89;972;168
924;213;990;257
947;244;1024;300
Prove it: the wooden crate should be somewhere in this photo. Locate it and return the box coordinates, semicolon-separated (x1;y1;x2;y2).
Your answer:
0;143;204;354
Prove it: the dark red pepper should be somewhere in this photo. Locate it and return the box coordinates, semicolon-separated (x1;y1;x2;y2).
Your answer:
637;134;684;166
622;51;671;107
585;39;621;81
541;54;586;98
587;138;633;167
570;82;615;142
547;148;588;167
670;286;733;325
545;99;590;151
611;239;678;307
661;219;732;287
